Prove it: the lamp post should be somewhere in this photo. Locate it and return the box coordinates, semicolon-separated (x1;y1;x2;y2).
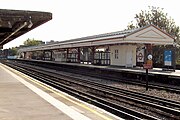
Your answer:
143;44;153;91
145;54;153;91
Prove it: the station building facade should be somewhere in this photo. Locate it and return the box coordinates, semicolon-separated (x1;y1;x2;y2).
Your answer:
18;24;174;68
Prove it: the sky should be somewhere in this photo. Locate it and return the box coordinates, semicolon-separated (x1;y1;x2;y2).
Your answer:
2;0;180;49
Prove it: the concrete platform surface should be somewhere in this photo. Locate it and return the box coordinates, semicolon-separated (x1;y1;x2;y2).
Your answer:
0;63;121;120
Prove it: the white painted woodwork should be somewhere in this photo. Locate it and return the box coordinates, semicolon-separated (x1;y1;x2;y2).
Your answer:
110;45;137;67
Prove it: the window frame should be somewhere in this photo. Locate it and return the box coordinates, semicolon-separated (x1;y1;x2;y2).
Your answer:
114;49;118;59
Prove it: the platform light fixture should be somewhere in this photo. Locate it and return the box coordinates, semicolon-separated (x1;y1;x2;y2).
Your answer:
28;16;33;28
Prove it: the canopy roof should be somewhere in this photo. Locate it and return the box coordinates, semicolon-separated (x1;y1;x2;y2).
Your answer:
19;24;175;52
0;9;52;48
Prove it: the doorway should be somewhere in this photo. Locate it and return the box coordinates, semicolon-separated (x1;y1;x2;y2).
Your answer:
126;50;133;68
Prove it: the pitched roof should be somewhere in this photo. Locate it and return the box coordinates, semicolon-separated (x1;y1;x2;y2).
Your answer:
19;24;174;52
46;24;174;45
55;28;138;45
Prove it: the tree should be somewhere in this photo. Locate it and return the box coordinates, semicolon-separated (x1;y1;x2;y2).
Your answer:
127;6;180;65
23;38;45;46
127;6;180;44
8;47;18;56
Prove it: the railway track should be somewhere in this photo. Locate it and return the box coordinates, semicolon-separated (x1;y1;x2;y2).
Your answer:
17;59;180;94
2;60;180;119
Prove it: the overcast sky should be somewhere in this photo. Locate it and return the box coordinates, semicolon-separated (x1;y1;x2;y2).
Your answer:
2;0;180;49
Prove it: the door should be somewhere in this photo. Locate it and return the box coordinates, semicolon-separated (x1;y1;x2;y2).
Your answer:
126;50;133;68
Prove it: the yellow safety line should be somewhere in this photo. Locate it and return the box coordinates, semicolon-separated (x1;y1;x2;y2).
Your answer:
1;63;113;120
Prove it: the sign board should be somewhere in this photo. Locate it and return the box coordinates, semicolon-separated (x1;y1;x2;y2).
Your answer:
137;49;144;62
164;50;172;66
147;60;153;66
143;64;152;69
144;55;153;69
147;54;152;60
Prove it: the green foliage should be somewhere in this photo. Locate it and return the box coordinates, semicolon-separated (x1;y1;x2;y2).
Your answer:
23;38;44;46
8;47;18;56
127;6;180;44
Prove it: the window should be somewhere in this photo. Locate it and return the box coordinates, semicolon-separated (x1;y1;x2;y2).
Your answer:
115;49;118;59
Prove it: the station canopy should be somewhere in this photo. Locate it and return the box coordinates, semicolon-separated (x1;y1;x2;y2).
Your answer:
19;24;174;52
0;9;52;48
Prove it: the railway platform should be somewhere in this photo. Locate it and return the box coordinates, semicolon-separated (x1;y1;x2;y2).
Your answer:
43;60;180;79
99;66;180;78
0;63;121;120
